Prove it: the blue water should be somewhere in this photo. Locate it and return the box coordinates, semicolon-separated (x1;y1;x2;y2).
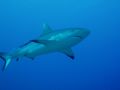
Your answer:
0;0;120;90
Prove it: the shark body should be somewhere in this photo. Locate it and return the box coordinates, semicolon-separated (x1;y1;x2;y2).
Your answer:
0;24;90;71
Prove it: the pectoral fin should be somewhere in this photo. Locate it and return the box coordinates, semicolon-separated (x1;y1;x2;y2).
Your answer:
20;39;56;48
31;40;56;45
59;48;75;59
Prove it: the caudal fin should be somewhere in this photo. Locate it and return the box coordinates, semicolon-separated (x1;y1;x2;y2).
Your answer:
0;52;12;71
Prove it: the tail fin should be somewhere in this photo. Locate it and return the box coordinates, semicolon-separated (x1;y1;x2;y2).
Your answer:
0;52;12;71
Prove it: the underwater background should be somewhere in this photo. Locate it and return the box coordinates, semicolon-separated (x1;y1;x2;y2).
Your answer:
0;0;120;90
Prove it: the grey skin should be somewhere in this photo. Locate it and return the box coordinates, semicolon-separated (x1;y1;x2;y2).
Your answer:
0;24;90;71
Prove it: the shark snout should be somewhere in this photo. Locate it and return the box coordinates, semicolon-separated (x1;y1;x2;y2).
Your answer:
73;28;90;39
83;29;90;36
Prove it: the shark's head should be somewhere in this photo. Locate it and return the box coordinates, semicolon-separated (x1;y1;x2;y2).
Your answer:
70;28;90;39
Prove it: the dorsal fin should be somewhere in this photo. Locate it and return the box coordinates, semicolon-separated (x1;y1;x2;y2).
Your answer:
42;24;53;35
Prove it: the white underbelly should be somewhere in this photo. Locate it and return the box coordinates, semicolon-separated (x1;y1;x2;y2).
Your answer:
17;37;81;58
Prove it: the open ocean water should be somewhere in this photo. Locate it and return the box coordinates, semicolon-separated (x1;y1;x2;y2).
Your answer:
0;0;120;90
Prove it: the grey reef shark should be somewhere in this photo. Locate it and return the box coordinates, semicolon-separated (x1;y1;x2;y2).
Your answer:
0;24;90;71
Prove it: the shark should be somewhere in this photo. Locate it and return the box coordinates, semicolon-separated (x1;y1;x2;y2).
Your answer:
0;24;90;71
